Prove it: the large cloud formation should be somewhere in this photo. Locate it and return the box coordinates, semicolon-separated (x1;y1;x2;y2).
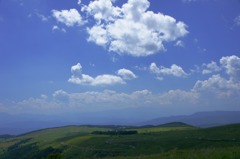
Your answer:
52;0;188;56
83;0;188;56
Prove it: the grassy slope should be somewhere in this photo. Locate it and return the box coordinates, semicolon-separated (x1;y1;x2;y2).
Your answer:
0;123;240;159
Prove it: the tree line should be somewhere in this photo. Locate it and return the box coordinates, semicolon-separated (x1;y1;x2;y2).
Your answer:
91;130;138;135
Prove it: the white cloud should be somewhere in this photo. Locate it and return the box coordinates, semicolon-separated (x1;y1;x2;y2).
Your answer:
2;78;239;115
40;94;48;99
13;96;62;114
234;15;240;26
202;61;221;75
192;56;240;76
71;63;82;76
53;90;69;103
149;63;160;73
81;0;121;24
134;65;148;71
52;25;66;33
87;25;108;46
192;55;240;99
175;40;184;47
83;0;188;56
220;55;240;81
92;75;125;86
190;55;240;107
68;63;95;85
158;89;198;105
68;63;138;86
4;88;198;114
35;12;48;22
3;55;240;115
193;74;240;98
77;0;81;5
189;55;240;100
117;68;137;80
182;0;197;3
150;62;188;80
52;9;84;27
52;25;59;31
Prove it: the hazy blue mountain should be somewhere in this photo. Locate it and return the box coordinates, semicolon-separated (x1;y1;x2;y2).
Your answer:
0;111;143;135
140;111;240;128
0;113;75;135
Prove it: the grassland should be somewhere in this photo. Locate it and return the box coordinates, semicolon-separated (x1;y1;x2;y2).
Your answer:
0;123;240;159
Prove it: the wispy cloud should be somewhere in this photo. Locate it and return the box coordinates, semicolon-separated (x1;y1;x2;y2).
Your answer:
234;15;240;26
52;25;66;33
35;12;48;22
182;0;197;3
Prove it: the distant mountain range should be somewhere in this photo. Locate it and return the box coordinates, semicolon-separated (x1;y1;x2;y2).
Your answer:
140;111;240;128
1;111;240;135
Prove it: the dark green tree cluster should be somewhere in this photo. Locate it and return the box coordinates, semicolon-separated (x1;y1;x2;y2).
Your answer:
1;138;63;159
92;130;138;135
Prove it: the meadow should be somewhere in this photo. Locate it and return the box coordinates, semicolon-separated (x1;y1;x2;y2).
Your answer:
0;123;240;159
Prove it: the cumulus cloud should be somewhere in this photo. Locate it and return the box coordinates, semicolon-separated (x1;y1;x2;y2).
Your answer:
83;0;188;56
150;62;188;80
220;55;240;81
193;74;240;98
193;55;240;99
202;61;221;75
52;9;84;27
87;25;108;46
68;63;137;86
53;90;69;103
117;68;137;80
192;55;240;76
82;0;121;23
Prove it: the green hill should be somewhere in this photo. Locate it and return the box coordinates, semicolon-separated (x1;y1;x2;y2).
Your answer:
0;123;240;159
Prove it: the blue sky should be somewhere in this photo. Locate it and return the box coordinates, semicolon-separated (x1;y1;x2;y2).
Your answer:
0;0;240;119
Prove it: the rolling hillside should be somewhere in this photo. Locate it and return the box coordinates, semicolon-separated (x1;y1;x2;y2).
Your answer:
0;123;240;159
